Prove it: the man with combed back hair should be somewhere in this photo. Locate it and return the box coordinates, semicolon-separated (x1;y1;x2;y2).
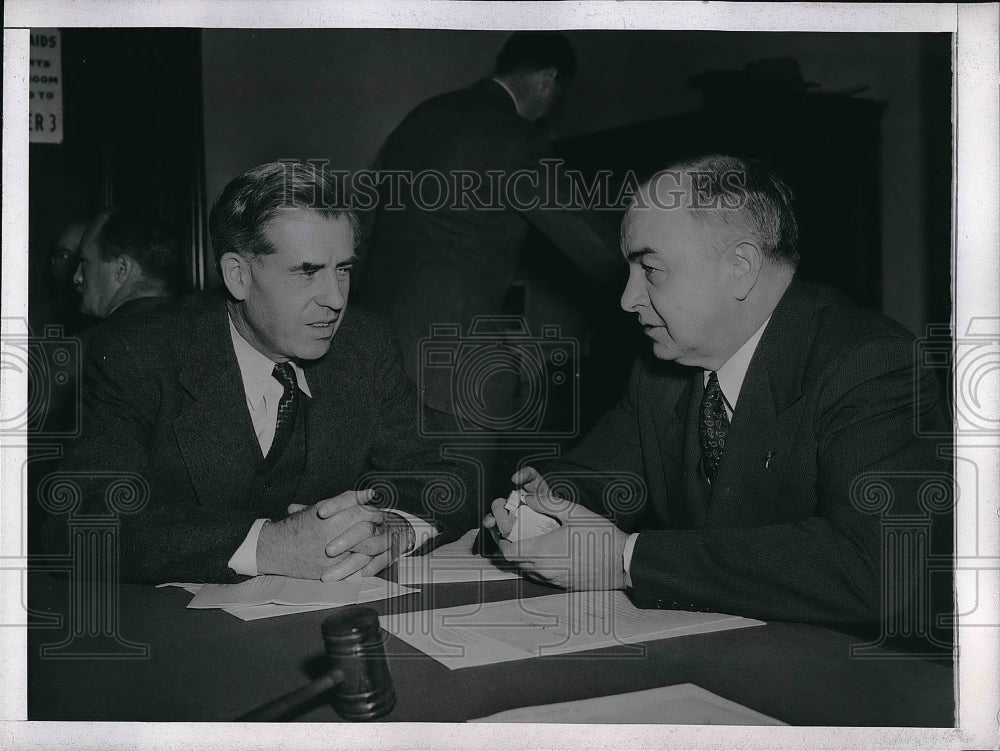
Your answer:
486;155;952;632
43;161;476;583
73;207;182;322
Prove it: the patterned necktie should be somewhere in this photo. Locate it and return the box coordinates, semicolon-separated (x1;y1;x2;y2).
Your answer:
699;371;730;483
266;362;300;463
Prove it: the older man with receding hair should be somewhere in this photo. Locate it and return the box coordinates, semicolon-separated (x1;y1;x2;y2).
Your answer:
486;155;951;630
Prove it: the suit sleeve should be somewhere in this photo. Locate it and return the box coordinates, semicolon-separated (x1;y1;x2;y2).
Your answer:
40;330;259;584
537;361;654;532
629;335;951;624
359;323;477;543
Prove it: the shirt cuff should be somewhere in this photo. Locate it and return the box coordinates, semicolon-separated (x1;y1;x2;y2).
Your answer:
387;510;437;556
228;518;268;576
622;532;640;589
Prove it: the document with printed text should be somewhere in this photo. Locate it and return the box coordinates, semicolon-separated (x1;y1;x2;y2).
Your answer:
379;590;763;670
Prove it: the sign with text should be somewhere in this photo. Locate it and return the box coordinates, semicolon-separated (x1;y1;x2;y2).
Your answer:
29;29;63;143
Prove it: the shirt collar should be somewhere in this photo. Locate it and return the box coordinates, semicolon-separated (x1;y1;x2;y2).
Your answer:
228;314;312;399
705;316;771;412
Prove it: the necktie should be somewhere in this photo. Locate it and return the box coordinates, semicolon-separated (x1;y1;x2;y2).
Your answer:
699;371;729;483
266;362;300;463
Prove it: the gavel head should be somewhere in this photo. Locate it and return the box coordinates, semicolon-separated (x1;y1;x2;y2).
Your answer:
322;606;397;720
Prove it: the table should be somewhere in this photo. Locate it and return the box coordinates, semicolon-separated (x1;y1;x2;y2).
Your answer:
26;572;953;725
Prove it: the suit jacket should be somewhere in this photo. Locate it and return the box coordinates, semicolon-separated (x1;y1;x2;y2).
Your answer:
360;79;615;412
540;280;952;625
42;291;477;583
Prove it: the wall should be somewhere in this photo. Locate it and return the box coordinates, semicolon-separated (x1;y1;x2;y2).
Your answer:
202;29;950;334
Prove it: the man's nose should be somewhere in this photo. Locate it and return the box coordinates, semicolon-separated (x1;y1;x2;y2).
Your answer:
316;271;346;310
620;267;644;313
72;263;83;286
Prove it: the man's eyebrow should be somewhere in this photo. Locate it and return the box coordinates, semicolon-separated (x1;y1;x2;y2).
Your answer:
289;255;358;272
625;248;656;263
290;261;326;273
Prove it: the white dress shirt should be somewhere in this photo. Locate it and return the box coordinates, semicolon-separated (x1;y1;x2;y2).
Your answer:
621;317;772;587
225;316;436;576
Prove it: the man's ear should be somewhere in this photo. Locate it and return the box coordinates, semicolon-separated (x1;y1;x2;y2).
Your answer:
219;252;251;301
114;255;134;283
729;240;763;301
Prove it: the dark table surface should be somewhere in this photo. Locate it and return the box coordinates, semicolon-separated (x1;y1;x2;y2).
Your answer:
26;572;953;725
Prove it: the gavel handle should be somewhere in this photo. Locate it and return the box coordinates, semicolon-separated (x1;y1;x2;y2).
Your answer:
237;669;345;722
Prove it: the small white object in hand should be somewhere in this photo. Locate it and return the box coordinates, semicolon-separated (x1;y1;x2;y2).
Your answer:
502;489;560;542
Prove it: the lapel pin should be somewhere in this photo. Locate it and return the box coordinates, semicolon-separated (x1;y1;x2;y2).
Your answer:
764;451;777;470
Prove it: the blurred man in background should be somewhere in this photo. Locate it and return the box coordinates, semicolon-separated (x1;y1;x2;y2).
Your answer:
361;31;617;497
74;207;184;324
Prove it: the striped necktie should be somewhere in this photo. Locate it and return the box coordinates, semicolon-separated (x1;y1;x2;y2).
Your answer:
266;362;300;463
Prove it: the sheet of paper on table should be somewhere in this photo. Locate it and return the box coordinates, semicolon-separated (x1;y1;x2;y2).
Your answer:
160;575;416;620
188;575;366;608
394;528;521;586
218;579;416;621
470;683;786;724
380;590;763;670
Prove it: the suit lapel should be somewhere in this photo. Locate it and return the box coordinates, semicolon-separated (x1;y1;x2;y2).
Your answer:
299;313;372;499
651;368;710;528
173;297;260;509
706;279;816;525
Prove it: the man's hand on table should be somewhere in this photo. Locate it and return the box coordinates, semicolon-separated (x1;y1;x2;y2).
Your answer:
257;489;415;581
483;466;629;591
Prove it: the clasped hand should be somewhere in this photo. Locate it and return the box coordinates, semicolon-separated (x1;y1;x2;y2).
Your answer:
257;489;413;581
483;466;629;591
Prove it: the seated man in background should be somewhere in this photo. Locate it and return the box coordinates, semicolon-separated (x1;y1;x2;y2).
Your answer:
74;207;184;325
29;219;94;336
42;162;475;583
28;210;183;542
486;155;952;629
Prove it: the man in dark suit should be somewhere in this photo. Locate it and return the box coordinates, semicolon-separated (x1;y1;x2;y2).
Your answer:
28;210;184;548
73;207;183;324
42;162;475;583
360;31;615;428
485;155;952;627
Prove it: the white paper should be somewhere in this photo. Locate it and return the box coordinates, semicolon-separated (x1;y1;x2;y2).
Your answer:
219;579;417;621
380;590;763;670
394;529;521;586
187;574;364;608
470;683;786;725
503;490;561;542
